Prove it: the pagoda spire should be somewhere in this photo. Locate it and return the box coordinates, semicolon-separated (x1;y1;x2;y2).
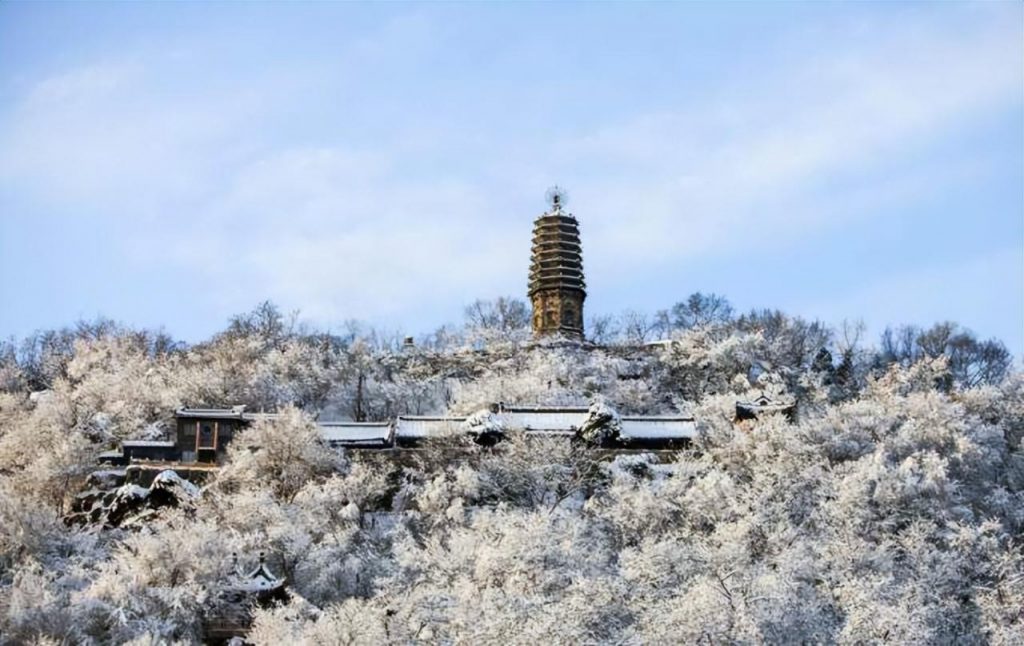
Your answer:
529;187;586;339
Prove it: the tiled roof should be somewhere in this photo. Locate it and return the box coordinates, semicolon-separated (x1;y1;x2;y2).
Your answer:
319;422;392;445
395;416;467;438
176;406;247;419
170;405;697;444
620;417;696;439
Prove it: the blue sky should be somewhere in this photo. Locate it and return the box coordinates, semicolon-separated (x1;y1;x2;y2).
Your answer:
1;2;1021;353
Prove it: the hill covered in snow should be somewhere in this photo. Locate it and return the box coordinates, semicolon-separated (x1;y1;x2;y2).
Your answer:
0;298;1019;644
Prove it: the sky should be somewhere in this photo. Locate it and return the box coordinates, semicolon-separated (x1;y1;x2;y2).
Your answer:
0;2;1021;354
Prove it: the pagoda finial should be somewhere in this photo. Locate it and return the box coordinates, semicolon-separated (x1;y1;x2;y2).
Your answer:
545;185;568;214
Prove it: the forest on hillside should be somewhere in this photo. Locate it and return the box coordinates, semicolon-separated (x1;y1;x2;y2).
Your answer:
0;295;1020;644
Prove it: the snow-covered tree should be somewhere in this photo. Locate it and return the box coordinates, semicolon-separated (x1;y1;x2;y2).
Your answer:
0;302;1020;644
217;405;345;502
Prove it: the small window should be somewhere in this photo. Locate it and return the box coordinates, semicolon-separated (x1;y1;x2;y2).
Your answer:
198;423;216;449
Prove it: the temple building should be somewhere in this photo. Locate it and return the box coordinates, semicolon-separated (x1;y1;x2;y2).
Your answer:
529;187;586;339
100;404;697;470
735;393;797;423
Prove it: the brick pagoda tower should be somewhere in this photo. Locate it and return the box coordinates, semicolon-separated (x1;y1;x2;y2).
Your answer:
529;187;586;339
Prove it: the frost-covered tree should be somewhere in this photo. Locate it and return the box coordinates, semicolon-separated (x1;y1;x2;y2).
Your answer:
0;300;1020;644
879;322;1012;390
217;405;345;502
671;291;735;330
463;297;531;345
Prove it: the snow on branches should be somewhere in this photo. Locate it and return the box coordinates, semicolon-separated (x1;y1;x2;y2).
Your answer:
0;306;1020;644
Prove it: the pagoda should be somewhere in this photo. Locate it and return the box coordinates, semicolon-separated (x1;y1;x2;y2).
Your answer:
529;187;586;339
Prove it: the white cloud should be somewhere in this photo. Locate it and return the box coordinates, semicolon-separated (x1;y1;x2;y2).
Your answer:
0;5;1019;338
554;11;1021;269
24;62;139;105
0;60;253;213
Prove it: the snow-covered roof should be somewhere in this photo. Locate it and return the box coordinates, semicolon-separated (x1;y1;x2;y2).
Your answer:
319;422;392;445
395;416;467;439
122;440;176;448
500;407;695;439
231;553;285;594
501;409;588;432
502;405;590;413
643;339;674;348
168;404;696;445
735;394;795;417
620;417;696;439
241;412;281;423
176;406;247;420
